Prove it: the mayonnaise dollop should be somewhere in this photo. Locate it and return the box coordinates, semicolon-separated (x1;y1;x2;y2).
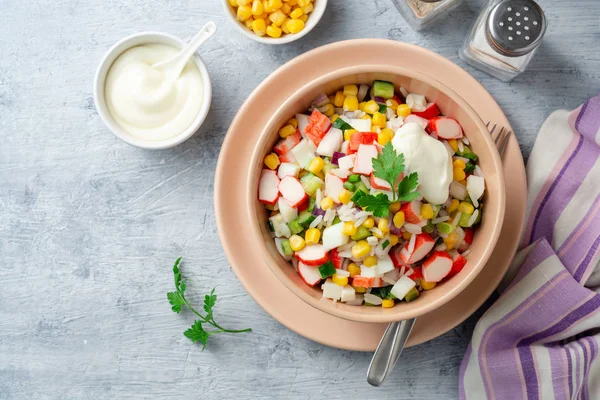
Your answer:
105;44;204;141
391;122;453;205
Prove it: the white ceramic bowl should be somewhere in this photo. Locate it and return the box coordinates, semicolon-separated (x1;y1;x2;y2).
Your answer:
93;32;212;150
222;0;327;45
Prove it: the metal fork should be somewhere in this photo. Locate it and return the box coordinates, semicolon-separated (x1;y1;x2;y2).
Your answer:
486;121;512;157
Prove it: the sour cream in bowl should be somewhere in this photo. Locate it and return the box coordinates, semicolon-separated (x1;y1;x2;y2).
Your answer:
94;32;212;149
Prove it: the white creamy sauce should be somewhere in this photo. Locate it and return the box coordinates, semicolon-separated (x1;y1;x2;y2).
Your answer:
391;122;453;204
105;44;204;141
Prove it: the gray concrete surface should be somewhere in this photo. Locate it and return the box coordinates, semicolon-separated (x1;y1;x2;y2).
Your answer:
1;0;599;398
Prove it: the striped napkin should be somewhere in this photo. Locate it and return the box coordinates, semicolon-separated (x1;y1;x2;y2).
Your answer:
459;94;600;400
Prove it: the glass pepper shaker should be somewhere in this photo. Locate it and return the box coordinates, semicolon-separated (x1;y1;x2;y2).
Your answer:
391;0;462;31
459;0;547;81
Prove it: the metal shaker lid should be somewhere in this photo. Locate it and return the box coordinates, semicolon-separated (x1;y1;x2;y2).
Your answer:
486;0;546;57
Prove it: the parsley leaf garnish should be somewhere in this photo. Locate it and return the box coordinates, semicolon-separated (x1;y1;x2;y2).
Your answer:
372;143;405;200
397;172;420;202
167;258;251;350
357;192;393;218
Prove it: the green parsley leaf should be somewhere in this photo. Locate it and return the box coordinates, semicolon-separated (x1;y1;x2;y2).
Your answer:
465;161;476;174
167;291;185;313
397;172;420;202
356;192;392;218
203;288;217;321
184;320;210;349
372;143;405;199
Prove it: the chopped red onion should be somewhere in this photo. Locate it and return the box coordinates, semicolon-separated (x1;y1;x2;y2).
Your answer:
331;151;345;165
312;207;326;217
374;96;386;104
358;84;369;102
312;93;330;108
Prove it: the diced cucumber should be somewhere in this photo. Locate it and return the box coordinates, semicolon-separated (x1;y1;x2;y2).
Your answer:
307;197;316;212
373;80;395;99
348;174;361;184
355;181;369;194
332;118;355;132
288;219;304;235
474;208;482;225
300;173;323;196
404;287;420;303
343;182;356;191
280;239;294;257
457;145;479;162
459;212;473;227
318;261;336;279
422;221;435;234
465;161;476;174
351;226;372;241
372;286;396;300
322;161;336;175
378;104;387;113
432;205;442;219
267;220;274;232
332;216;341;225
437;222;455;234
297;210;316;228
351;189;367;203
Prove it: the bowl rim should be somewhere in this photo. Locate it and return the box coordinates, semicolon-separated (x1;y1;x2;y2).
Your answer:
93;31;213;150
221;0;328;45
246;64;506;324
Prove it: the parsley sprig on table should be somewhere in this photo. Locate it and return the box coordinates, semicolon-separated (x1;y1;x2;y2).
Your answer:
167;257;251;349
356;142;420;217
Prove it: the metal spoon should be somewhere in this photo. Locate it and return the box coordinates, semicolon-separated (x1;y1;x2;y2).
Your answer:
367;318;416;386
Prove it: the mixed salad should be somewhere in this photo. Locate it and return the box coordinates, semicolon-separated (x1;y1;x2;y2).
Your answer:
258;80;485;307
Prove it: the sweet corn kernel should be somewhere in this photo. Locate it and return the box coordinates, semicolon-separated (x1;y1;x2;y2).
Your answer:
353;286;367;293
459;202;475;215
314;170;324;180
320;103;335;117
297;0;310;5
343;95;359;111
342;222;358;236
244;19;254;29
251;18;267;35
308;157;325;174
364;100;379;114
281;18;291;33
237;0;252;5
289;235;305;251
421;280;437;291
251;0;264;15
372;112;386;128
448;199;460;213
378;218;390;233
448;139;459;152
389;202;401;213
344;128;357;141
229;0;238;6
444;231;459;250
343;85;358;96
363;255;378;267
362;217;375;229
421;204;434;219
286;117;298;128
348;263;361;277
372;229;384;239
333;91;345;108
266;24;282;37
279;124;296;138
302;3;313;13
361;114;371;121
263;0;272;12
269;10;287;26
381;299;395;308
402;231;412;240
237;5;253;21
453;167;466;182
378;128;394;146
352;240;372;259
339;189;353;204
290;7;303;18
268;0;283;10
393;211;405;228
358;101;368;112
330;114;339;123
397;104;411;118
258;11;270;20
281;3;292;14
286;18;305;34
387;98;399;109
305;228;321;245
299;14;308;22
264;153;280;170
453;159;466;169
389;234;399;246
332;274;348;286
321;196;334;211
284;0;297;4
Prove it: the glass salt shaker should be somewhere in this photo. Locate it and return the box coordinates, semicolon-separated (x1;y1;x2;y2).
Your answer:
391;0;462;31
459;0;547;81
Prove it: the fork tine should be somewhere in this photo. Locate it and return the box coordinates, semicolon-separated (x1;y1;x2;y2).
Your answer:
486;121;490;128
494;127;505;145
489;123;498;136
498;129;511;156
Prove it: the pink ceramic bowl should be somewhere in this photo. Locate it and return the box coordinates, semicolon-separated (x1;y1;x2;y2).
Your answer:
246;65;506;324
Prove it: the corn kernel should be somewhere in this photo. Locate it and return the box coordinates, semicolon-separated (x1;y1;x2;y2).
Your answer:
314;170;324;180
363;255;378;267
378;128;394;146
421;280;437;291
339;189;352;204
348;263;361;277
362;217;375;229
402;231;412;240
320;103;335;117
266;24;282;38
332;274;348;286
444;231;459;250
268;0;283;10
290;7;303;19
351;240;372;259
453;159;466;169
264;153;280;170
299;14;308;22
258;11;270;20
330;114;339;123
344;128;357;141
342;222;357;236
381;299;395;308
284;0;297;4
448;139;459;152
447;199;460;213
343;95;358;112
297;0;310;5
389;234;399;246
359;101;368;112
353;286;367;293
279;124;296;138
389;202;401;213
251;0;264;15
372;229;384;239
237;0;252;5
244;19;254;29
289;235;305;251
263;0;272;12
387;98;399;109
286;117;298;128
397;104;411;118
393;211;405;228
281;18;291;33
459;202;475;215
378;218;390;233
281;3;292;14
421;204;434;219
305;228;321;245
229;0;238;6
308;157;325;174
269;9;287;26
453;167;466;182
320;197;334;211
343;85;358;97
237;5;253;21
302;3;313;13
333;91;345;108
363;100;379;114
251;18;267;35
372;112;386;128
286;18;305;34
